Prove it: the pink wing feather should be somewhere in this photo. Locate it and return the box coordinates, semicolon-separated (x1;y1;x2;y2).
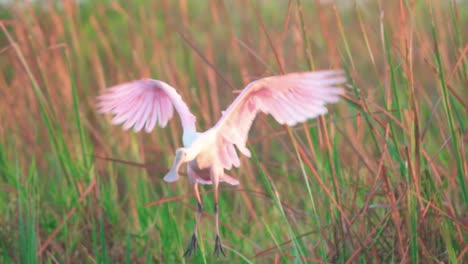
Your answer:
214;70;346;170
97;79;196;133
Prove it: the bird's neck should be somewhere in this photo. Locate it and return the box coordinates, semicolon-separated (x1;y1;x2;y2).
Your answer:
185;144;204;163
182;130;198;148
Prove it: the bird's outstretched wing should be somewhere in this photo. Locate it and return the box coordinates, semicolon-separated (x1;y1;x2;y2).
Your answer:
97;79;196;133
213;70;346;170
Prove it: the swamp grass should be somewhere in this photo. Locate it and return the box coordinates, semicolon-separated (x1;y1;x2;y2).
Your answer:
0;0;467;263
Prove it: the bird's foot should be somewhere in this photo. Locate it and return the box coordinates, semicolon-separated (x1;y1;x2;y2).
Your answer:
213;234;225;257
183;234;198;257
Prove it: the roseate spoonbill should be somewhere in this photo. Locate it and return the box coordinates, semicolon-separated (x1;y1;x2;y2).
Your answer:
96;70;346;256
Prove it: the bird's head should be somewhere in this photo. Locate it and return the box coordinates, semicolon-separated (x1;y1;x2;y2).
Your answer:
163;148;187;183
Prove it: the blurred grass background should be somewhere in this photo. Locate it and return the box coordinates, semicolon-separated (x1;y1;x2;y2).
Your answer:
0;0;467;263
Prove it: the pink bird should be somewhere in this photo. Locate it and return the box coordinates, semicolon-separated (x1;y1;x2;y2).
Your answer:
96;70;346;256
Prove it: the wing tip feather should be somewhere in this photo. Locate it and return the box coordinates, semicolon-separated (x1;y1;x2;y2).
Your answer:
96;79;195;133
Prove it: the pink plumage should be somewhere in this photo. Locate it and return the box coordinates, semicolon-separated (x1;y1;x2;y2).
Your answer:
213;70;345;169
96;69;346;256
97;79;196;133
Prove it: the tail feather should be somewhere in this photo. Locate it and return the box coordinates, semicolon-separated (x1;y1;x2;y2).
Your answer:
197;173;239;186
221;173;240;185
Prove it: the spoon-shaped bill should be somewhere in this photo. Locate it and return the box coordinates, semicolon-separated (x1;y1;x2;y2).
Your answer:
163;150;184;182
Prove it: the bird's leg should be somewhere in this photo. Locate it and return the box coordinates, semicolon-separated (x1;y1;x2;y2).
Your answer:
183;182;203;257
212;167;226;257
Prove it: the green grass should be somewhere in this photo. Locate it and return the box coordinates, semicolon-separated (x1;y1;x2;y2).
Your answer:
0;0;467;263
